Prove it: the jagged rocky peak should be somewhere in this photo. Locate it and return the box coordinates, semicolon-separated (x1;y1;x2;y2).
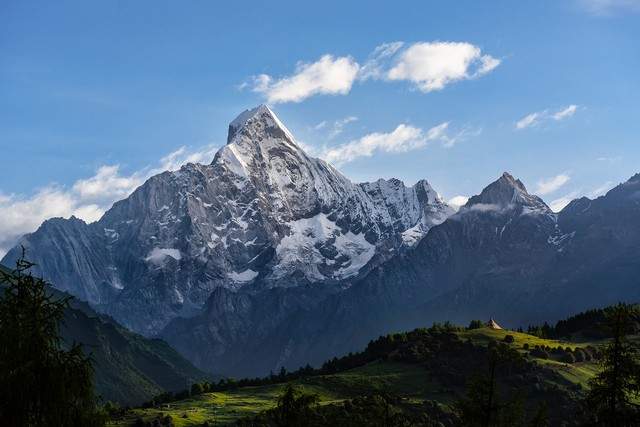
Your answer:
213;104;316;190
226;104;297;147
1;104;458;335
464;172;549;214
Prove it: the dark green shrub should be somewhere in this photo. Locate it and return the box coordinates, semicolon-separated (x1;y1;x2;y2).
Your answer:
561;352;576;364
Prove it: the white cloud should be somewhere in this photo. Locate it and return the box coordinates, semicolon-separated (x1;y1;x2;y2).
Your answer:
313;120;327;130
516;112;546;130
534;173;571;195
329;116;358;139
470;203;504;212
552;104;577;120
549;190;581;212
597;156;621;163
322;124;431;166
359;42;405;81
579;0;640;15
475;55;502;76
321;121;467;166
589;181;613;198
155;144;219;172
448;196;469;211
439;125;482;148
516;104;579;130
245;41;500;103
250;55;360;104
0;145;218;258
320;120;479;166
385;42;501;92
72;165;145;204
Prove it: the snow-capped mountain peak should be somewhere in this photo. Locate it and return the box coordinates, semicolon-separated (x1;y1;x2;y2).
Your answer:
463;172;550;214
226;104;297;147
3;105;454;334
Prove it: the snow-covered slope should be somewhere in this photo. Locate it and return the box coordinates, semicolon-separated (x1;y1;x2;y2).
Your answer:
3;105;453;334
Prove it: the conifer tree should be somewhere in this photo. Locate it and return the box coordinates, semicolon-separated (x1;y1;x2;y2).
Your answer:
455;342;524;426
580;303;640;426
0;250;104;426
266;383;319;426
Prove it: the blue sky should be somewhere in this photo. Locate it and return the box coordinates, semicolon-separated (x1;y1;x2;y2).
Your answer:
1;0;639;256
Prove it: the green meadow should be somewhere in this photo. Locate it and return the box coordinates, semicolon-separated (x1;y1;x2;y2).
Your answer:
109;326;611;426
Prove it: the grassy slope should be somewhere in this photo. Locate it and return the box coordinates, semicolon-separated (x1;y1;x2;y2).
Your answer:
109;327;608;426
1;262;210;406
109;362;434;426
62;295;211;405
459;328;602;391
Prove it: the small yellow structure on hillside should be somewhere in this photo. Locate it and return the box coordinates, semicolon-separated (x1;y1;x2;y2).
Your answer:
485;317;503;330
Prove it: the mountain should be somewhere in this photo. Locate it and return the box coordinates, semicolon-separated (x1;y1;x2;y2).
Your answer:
2;106;451;336
218;171;639;375
4;105;639;378
159;173;640;377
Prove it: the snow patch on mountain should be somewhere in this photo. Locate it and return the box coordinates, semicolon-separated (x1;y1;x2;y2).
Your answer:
145;248;182;264
274;213;376;282
228;269;259;283
217;145;250;182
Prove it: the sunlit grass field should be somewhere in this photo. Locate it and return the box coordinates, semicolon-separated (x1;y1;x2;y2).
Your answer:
109;327;610;426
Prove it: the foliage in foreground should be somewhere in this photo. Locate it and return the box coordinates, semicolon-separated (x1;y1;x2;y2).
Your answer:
454;343;526;426
0;252;104;427
579;303;640;426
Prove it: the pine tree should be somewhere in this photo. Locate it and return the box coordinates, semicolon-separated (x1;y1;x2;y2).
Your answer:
455;343;524;426
266;383;319;426
580;303;640;426
0;250;104;426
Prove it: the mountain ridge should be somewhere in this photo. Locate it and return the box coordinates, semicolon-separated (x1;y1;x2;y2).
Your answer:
3;106;639;377
2;106;453;337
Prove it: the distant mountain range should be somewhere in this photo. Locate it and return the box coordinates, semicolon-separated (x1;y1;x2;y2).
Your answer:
3;106;639;377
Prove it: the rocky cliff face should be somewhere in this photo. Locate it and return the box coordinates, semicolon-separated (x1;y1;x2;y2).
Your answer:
159;172;562;375
2;105;453;336
240;172;640;377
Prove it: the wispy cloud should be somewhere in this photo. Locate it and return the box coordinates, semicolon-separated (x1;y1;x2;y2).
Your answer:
322;123;446;166
589;181;613;198
0;145;218;258
534;173;571;195
245;41;501;103
319;120;478;166
516;104;578;130
329;116;358;139
549;190;581;212
441;125;483;148
448;196;469;211
516;111;546;130
597;156;621;163
313;120;327;130
578;0;640;15
360;42;405;81
249;55;360;104
552;105;577;120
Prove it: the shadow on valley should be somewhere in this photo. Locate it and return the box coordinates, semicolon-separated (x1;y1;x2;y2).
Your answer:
113;304;640;426
2;257;639;426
